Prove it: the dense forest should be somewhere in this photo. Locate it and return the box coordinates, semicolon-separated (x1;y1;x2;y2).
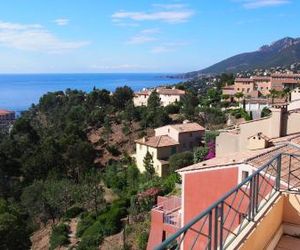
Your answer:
0;74;239;249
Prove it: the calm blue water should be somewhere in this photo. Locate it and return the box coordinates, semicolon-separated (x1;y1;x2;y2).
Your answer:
0;73;181;112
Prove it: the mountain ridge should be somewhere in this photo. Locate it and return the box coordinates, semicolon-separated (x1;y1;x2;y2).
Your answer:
186;37;300;77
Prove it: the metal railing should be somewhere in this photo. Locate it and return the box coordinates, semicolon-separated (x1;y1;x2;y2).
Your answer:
154;153;300;250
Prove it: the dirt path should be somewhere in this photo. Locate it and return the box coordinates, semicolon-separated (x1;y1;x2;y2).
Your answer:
68;218;79;247
31;223;53;250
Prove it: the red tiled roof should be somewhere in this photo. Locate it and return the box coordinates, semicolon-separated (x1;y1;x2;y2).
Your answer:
235;78;254;82
0;110;13;116
170;122;205;133
135;135;179;148
156;88;185;95
135;88;185;96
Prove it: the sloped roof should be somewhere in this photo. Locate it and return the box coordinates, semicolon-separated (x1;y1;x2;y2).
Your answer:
170;123;205;133
135;135;179;148
178;134;300;173
156;88;186;95
0;110;13;116
177;146;285;173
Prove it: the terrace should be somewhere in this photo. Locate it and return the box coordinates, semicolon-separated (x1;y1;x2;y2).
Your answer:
154;153;300;250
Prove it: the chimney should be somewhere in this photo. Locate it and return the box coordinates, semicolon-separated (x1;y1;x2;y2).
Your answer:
269;107;284;138
142;136;147;143
183;120;190;124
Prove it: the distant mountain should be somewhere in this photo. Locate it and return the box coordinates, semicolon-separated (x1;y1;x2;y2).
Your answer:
186;37;300;77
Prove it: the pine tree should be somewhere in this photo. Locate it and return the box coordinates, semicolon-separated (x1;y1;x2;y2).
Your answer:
143;151;155;177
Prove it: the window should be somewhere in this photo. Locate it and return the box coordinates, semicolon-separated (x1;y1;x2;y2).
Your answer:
171;146;177;154
242;171;249;181
168;128;170;133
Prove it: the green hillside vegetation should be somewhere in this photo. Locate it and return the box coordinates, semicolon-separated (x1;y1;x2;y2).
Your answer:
0;79;238;249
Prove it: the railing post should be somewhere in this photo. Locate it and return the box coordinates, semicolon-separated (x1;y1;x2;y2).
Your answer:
214;206;219;250
288;155;292;191
219;202;224;250
276;154;282;191
254;174;259;214
208;210;212;250
249;177;254;221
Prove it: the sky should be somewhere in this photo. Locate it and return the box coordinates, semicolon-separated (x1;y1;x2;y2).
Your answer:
0;0;299;73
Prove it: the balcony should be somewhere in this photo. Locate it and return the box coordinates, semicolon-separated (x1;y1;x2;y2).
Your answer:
154;153;300;250
153;196;182;228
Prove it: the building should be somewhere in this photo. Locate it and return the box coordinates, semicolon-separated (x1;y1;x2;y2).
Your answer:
133;87;186;107
150;133;300;249
223;73;300;99
216;104;300;157
0;109;15;131
133;122;205;177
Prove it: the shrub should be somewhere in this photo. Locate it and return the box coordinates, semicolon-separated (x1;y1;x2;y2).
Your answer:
162;173;181;194
169;151;194;172
204;131;219;143
49;223;69;250
77;232;103;250
76;213;96;238
106;145;121;156
194;146;209;163
137;230;149;250
64;206;83;220
165;103;180;114
261;107;271;118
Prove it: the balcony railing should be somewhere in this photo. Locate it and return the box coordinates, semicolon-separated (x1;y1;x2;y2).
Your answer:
154;196;182;228
154;153;300;250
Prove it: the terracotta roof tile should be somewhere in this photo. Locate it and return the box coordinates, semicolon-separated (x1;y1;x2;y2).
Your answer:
170;123;205;133
156;88;186;95
135;135;179;148
0;110;13;116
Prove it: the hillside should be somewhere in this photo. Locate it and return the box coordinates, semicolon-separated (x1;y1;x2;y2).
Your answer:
186;37;300;77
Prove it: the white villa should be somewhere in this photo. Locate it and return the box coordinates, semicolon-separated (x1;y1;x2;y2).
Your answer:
133;87;185;107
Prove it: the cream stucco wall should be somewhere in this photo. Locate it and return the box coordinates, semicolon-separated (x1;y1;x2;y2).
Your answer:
239;193;300;250
291;88;300;101
159;94;182;107
247;137;268;150
135;143;178;177
285;112;300;135
133;94;148;106
155;126;179;141
216;108;286;157
133;93;183;107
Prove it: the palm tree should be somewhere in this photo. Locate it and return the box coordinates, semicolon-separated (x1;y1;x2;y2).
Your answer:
234;92;244;102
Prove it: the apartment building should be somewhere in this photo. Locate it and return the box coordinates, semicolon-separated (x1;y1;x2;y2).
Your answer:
223;73;300;98
133;122;205;177
133;87;185;107
149;133;300;249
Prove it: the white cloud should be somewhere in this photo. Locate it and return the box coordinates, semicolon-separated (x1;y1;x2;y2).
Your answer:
0;20;90;53
127;28;160;45
151;41;188;54
152;4;187;9
239;0;290;9
112;4;194;24
53;18;69;26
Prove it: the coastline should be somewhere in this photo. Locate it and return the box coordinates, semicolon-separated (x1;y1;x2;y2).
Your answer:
0;73;183;112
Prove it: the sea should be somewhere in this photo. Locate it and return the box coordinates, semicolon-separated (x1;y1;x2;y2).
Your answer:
0;73;182;112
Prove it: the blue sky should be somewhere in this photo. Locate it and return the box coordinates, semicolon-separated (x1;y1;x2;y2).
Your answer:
0;0;299;73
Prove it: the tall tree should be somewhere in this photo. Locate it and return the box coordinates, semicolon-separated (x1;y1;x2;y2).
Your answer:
112;86;134;110
147;91;161;110
143;152;155;177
